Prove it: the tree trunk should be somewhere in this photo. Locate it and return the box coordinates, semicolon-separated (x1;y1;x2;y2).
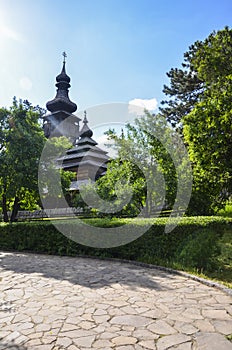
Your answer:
144;197;150;218
10;196;20;222
2;192;9;222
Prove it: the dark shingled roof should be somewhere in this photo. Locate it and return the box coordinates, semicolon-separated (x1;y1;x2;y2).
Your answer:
46;62;77;114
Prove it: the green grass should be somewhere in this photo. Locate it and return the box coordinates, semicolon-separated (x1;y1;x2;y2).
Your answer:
205;228;232;288
217;202;232;218
226;334;232;342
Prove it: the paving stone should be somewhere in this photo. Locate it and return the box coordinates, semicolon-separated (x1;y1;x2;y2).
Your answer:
193;319;215;332
194;332;232;350
31;315;44;324
12;314;31;323
135;344;148;350
16;321;34;331
92;314;111;323
0;331;11;339
41;335;57;344
156;334;191;350
110;315;151;327
20;328;35;336
141;309;165;319
94;308;107;315
139;339;157;349
174;321;198;335
81;313;94;321
78;320;96;329
98;331;118;339
122;325;135;331
56;336;73;347
169;341;192;349
26;338;43;347
0;251;232;350
73;335;95;347
33;345;55;350
35;323;52;332
133;329;159;340
148;320;177;335
60;323;77;332
211;320;232;335
2;331;22;343
28;331;43;339
202;309;232;320
112;335;138;345
214;295;232;304
92;339;113;347
182;307;204;320
60;329;95;338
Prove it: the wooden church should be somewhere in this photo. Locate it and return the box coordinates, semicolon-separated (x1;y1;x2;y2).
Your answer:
43;53;109;190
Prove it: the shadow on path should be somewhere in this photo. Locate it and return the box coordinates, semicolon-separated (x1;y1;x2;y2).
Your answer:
0;340;28;350
0;251;177;291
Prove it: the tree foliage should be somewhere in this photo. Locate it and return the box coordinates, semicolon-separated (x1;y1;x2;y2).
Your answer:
183;27;232;213
87;112;183;218
0;99;46;222
160;26;232;129
38;136;74;209
161;27;232;214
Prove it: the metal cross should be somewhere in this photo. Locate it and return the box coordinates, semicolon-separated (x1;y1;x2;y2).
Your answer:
84;110;88;123
62;51;67;63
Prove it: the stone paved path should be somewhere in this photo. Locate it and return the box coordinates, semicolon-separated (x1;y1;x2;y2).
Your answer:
0;251;231;350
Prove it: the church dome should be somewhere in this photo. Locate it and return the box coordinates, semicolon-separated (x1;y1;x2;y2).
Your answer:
46;54;77;114
79;113;93;138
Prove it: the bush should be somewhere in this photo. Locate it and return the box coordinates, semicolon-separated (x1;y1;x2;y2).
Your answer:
176;229;221;271
0;217;230;261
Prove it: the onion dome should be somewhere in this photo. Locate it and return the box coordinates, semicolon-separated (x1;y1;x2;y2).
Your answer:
79;111;93;138
46;53;77;114
56;62;71;84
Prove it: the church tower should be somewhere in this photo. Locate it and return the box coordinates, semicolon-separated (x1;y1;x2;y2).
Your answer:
57;111;109;190
43;52;81;144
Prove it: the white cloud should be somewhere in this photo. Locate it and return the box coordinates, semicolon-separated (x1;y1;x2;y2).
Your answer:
96;134;111;145
0;23;23;42
19;77;32;91
95;134;117;158
128;97;158;115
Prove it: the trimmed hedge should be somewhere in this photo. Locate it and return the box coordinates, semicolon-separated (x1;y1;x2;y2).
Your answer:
0;216;231;272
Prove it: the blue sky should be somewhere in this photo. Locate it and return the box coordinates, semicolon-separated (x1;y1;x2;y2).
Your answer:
0;0;231;116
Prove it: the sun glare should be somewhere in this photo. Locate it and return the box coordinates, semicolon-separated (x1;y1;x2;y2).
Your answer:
0;8;23;43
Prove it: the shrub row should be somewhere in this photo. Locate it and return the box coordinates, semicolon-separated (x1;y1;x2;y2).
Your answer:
0;216;231;272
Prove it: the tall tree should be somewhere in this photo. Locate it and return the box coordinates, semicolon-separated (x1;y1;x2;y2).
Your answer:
160;27;232;214
0;99;46;222
183;28;232;212
160;68;204;128
160;27;232;129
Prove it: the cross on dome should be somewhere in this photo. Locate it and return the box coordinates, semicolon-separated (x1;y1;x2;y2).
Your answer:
62;51;67;63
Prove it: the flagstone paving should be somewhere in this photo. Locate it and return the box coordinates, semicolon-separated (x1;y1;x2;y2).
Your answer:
0;251;231;349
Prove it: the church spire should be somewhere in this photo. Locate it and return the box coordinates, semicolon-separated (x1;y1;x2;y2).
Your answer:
46;52;77;114
62;51;67;64
79;111;93;138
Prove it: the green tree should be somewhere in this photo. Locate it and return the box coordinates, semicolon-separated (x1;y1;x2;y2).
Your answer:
96;159;145;217
160;27;232;214
92;112;187;218
160;26;232;129
160;67;204;128
0;99;46;222
38;136;74;209
183;27;232;213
